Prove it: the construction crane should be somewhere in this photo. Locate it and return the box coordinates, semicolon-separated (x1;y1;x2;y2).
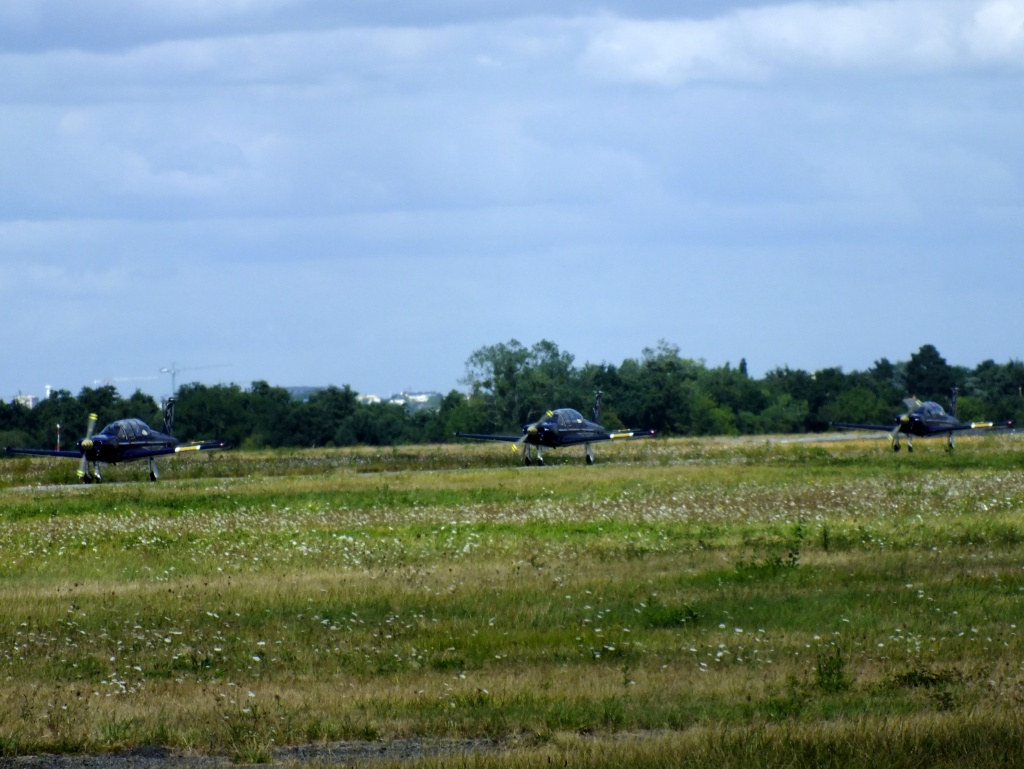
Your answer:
160;363;231;397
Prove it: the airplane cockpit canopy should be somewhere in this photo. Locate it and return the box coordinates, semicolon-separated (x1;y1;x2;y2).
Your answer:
554;409;586;428
99;419;153;440
920;402;946;417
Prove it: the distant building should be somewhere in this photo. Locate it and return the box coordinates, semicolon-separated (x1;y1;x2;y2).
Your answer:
286;386;325;402
387;392;441;413
291;390;439;411
14;394;38;409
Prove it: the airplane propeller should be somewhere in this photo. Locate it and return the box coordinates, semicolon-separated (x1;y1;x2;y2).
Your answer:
512;410;554;456
890;398;921;451
76;413;98;480
889;418;906;448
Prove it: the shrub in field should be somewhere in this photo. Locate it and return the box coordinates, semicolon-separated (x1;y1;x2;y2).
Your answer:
734;550;799;578
814;647;851;694
636;594;701;629
888;664;960;690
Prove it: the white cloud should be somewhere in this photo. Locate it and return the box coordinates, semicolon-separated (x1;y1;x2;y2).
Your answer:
969;0;1024;60
581;1;1024;86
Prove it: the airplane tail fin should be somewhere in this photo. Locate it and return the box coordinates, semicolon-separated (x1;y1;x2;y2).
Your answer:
163;398;176;437
592;390;602;423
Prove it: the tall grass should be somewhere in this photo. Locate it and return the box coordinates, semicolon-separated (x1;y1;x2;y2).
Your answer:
0;434;1022;765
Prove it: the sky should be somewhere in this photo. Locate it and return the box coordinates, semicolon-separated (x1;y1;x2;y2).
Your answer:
3;0;1023;403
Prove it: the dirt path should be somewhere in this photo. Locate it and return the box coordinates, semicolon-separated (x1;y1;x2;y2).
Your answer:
0;737;500;768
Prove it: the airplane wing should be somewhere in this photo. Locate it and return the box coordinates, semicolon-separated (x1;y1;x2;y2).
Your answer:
454;432;522;443
558;429;656;445
923;420;1014;435
120;440;230;460
831;422;897;432
5;447;84;458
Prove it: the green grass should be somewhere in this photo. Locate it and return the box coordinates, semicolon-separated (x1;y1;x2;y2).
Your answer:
0;434;1023;765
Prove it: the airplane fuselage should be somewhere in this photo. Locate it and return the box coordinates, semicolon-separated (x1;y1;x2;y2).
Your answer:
452;394;655;465
523;408;605;448
896;412;960;437
79;418;177;464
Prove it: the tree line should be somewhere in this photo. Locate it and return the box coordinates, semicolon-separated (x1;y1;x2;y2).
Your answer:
2;341;1022;451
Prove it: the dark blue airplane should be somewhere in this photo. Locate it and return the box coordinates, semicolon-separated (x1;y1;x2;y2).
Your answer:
456;391;655;465
5;398;228;482
832;388;1012;452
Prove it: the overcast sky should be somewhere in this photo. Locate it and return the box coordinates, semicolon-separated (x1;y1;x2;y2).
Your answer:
3;0;1023;403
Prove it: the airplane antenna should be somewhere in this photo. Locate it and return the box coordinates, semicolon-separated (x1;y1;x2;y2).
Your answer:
592;390;603;423
56;423;61;452
162;398;177;437
950;386;959;419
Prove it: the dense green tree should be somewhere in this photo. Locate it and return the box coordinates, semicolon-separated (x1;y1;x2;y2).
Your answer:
763;367;815;430
760;393;810;433
123;390;161;427
175;383;251;447
964;359;1024;422
461;339;585;431
431;390;489;440
342;404;412;446
517;339;582;421
617;342;704;434
868;357;903;398
0;399;34;451
246;381;293;448
287;386;359;447
24;389;84;448
905;344;956;403
4;342;1024;450
822;385;891;426
461;339;534;431
953;394;988;422
699;360;768;430
76;385;123;426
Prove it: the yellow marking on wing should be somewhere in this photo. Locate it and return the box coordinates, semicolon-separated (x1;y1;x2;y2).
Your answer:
174;445;201;453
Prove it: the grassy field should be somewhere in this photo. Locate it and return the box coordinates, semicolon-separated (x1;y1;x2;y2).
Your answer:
1;434;1024;767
